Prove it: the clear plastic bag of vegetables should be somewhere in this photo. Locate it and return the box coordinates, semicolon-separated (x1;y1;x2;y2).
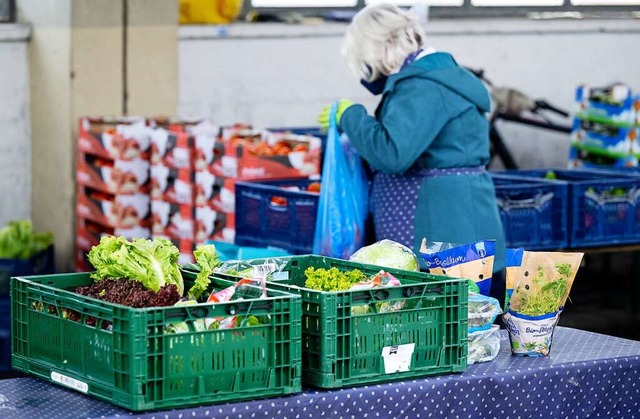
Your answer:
349;239;419;272
468;325;502;365
213;257;291;281
468;292;502;333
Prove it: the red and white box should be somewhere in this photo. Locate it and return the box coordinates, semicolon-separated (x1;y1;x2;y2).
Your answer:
151;200;194;240
78;117;151;161
194;135;226;172
194;206;228;244
151;128;193;169
151;164;195;205
75;248;93;272
212;133;321;180
76;217;150;252
76;154;150;195
201;211;235;244
194;171;235;212
76;187;150;229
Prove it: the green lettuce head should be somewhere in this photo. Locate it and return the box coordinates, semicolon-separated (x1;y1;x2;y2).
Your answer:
349;239;419;272
88;236;184;296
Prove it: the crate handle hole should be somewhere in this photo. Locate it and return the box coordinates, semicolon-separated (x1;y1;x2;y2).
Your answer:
403;287;422;298
373;289;390;301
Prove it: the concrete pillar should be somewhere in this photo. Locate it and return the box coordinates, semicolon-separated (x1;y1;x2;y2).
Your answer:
18;0;177;271
127;0;178;116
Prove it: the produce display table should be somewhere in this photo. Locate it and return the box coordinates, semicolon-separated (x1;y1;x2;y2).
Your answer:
0;327;639;418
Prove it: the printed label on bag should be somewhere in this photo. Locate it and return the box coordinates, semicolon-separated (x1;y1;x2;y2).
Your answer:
381;343;415;374
51;372;89;393
504;311;559;357
252;263;277;279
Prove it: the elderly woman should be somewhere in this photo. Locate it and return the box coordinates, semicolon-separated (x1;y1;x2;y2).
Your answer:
319;3;506;278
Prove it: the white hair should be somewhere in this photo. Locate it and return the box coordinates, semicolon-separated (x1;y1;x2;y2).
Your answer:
343;3;426;82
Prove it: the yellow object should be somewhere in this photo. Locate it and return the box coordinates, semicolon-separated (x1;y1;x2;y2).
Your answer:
179;0;243;24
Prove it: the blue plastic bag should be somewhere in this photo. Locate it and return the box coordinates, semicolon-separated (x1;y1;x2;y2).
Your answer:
313;104;368;259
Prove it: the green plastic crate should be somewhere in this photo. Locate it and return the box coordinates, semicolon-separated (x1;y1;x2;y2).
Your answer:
256;255;469;388
10;271;302;411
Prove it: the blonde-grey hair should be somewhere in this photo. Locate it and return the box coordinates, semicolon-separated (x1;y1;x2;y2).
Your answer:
343;3;426;82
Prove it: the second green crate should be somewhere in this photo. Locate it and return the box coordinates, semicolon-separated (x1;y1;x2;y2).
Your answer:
247;255;469;389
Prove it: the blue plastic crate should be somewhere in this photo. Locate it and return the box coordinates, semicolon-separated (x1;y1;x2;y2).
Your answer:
491;173;569;250
0;297;9;371
235;178;320;254
503;169;640;248
0;245;55;296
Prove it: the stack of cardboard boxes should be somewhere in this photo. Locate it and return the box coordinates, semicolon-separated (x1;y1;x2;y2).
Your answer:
150;120;232;265
75;117;152;271
570;84;640;168
75;118;322;270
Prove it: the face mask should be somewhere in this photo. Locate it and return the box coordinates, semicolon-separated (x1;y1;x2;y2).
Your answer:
359;49;423;96
360;76;388;96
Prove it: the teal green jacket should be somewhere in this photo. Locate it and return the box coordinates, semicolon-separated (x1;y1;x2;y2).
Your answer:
341;52;505;272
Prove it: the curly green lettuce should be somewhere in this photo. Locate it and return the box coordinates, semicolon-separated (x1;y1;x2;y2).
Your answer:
88;236;184;296
188;244;221;300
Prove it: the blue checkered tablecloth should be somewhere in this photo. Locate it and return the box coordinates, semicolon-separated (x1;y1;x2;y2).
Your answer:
1;327;639;419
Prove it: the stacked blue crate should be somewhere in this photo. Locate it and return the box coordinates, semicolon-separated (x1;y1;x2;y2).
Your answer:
501;169;640;248
491;173;569;250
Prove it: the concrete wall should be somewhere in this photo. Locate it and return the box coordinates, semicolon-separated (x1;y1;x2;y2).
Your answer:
179;19;640;169
17;0;178;271
0;24;31;227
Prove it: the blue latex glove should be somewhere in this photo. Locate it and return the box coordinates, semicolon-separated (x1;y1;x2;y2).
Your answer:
317;99;354;131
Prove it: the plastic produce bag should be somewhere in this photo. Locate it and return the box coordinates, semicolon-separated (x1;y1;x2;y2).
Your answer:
349;239;419;272
419;239;495;296
468;325;501;365
313;103;368;259
214;257;291;281
468;292;502;333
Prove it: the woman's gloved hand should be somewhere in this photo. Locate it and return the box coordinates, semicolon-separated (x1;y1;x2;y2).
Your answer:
318;99;354;131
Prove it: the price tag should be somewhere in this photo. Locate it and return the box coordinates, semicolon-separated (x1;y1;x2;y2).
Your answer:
381;343;415;374
51;371;89;394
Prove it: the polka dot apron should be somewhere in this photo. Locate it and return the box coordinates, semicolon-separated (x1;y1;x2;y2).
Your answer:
370;166;486;249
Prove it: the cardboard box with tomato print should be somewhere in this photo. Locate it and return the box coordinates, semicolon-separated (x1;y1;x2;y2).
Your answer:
76;187;151;229
77;153;150;195
213;128;321;180
78;117;151;161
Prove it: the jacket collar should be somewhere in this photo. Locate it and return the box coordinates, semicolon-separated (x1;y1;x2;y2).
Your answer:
382;52;458;95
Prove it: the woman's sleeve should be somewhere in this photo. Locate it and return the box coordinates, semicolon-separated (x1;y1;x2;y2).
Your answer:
340;79;450;174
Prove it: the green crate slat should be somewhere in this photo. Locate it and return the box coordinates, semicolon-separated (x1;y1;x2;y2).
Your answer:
259;255;468;389
10;271;302;411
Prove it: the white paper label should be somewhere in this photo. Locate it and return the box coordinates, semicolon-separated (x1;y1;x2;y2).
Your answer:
51;372;89;394
381;343;415;374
